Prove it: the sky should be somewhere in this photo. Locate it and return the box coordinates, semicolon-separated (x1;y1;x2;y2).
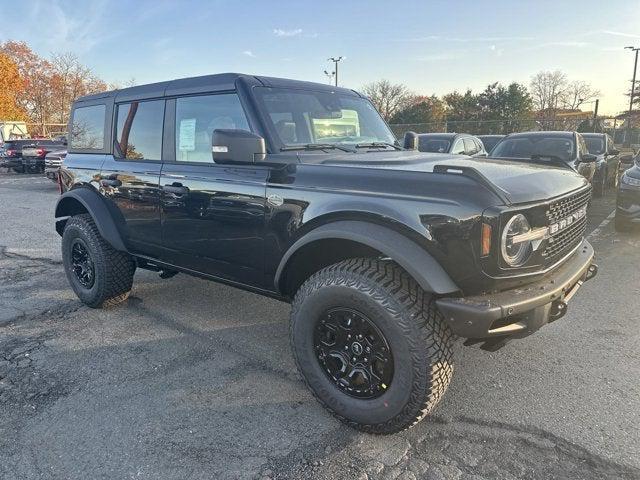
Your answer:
2;0;640;115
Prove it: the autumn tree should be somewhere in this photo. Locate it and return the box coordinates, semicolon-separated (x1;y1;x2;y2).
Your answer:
389;95;445;128
0;53;27;120
361;80;413;121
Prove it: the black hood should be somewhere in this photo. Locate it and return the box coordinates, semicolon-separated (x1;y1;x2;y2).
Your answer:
308;150;588;205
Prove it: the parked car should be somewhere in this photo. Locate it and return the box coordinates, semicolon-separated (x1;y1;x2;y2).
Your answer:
55;73;597;434
490;131;598;185
616;154;640;231
477;134;505;155
1;139;37;173
21;139;67;173
581;133;620;196
44;150;67;182
410;132;487;157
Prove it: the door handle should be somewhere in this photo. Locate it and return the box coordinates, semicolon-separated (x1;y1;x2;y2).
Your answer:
163;184;189;195
100;178;122;187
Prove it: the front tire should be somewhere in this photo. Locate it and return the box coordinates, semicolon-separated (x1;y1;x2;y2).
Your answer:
290;258;454;434
62;214;136;308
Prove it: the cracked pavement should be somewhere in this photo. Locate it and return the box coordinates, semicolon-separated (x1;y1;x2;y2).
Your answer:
0;172;639;480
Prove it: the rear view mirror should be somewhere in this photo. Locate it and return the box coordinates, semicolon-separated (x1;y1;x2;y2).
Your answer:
212;129;266;163
403;131;418;150
580;153;597;163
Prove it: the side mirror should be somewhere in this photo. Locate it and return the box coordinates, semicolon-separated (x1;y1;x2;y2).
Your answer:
403;131;418;150
580;153;597;163
212;129;266;163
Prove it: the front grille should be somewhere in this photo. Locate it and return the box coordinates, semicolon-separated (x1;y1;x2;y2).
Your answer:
542;187;591;260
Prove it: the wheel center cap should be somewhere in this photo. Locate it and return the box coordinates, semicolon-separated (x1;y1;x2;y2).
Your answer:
351;342;363;356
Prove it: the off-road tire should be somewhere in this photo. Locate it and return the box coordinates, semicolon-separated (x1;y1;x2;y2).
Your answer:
290;258;454;434
62;214;135;308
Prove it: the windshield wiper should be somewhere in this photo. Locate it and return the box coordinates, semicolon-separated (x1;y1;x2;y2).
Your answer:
280;143;356;153
354;142;403;150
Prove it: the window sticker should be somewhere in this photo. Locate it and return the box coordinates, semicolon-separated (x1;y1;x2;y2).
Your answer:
179;118;196;151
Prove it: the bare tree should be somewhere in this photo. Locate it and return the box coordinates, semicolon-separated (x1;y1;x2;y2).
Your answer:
529;70;567;113
361;80;412;121
562;80;601;110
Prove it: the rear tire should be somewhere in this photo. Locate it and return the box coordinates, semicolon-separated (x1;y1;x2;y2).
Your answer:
62;214;136;308
290;258;454;434
12;166;24;174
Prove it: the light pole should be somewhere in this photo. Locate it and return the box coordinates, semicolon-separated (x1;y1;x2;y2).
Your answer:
624;46;639;146
323;69;335;85
328;56;344;87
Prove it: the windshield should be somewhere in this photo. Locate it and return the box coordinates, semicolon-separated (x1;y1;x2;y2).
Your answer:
584;137;605;155
419;138;451;153
254;87;396;148
491;135;575;162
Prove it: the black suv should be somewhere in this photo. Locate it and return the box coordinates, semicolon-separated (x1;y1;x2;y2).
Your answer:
55;74;597;434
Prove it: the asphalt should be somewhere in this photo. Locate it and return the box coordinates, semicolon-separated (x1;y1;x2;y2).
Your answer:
0;171;638;480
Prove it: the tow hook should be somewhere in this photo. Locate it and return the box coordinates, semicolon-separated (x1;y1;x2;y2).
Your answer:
585;263;598;282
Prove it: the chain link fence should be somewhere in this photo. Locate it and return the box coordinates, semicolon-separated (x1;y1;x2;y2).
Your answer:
388;117;640;146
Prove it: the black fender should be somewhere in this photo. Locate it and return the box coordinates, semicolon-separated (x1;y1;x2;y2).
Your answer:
275;221;460;295
54;188;128;252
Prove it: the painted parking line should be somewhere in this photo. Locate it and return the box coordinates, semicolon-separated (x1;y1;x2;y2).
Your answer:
587;209;616;239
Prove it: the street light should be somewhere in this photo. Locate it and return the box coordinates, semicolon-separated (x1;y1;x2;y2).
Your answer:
323;69;335;85
327;56;344;87
624;46;639;146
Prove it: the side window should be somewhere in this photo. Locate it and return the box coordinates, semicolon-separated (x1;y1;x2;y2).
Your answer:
175;93;249;163
115;100;164;161
451;139;465;155
475;138;484;153
577;135;587;158
70;104;106;150
463;138;478;155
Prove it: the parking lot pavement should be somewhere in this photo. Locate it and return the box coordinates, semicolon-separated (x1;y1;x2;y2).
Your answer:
0;173;638;480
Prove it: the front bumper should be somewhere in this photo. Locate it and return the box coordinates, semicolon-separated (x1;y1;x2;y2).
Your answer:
616;184;640;223
436;239;597;349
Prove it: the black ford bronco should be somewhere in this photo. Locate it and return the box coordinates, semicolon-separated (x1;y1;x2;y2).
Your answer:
55;74;597;433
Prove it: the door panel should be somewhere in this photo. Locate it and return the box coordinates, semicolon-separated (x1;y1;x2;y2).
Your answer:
99;157;162;256
159;163;268;287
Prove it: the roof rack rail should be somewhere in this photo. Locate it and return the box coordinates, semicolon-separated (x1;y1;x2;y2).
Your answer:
433;164;510;204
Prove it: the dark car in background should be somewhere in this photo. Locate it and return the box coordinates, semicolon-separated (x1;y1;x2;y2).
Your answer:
21;139;67;173
44;149;67;182
490;131;599;190
413;133;487;157
477;134;505;154
1;139;35;172
616;156;640;231
581;133;620;196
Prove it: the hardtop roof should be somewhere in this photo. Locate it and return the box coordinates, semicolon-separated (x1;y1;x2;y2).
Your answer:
74;73;361;104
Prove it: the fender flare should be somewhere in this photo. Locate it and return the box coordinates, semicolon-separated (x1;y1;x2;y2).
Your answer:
54;188;127;252
274;220;460;295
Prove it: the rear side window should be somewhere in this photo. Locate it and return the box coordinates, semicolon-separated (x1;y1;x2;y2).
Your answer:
115;100;165;160
175;94;249;163
463;138;478;155
70;104;106;150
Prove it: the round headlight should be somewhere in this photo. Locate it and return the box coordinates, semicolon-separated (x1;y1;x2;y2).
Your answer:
501;214;533;267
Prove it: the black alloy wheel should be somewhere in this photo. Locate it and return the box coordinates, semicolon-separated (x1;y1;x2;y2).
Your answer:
71;239;95;288
314;307;394;399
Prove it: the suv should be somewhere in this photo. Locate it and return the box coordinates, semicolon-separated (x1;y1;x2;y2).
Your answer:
581;133;620;196
55;74;597;434
21;139;67;173
490;131;598;186
409;132;487;157
2;139;34;173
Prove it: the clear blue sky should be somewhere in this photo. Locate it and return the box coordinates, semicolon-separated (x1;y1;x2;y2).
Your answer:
3;0;640;114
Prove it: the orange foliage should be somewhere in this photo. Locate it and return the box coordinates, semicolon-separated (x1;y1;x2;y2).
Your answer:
0;53;27;120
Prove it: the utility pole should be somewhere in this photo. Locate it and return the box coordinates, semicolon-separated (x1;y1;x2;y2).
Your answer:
328;56;344;87
625;46;639;146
